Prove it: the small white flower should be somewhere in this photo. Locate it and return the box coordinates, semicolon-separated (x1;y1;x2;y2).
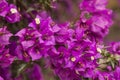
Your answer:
10;8;17;14
35;18;40;24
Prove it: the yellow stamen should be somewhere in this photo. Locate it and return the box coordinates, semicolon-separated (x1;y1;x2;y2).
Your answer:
35;18;40;24
78;62;84;67
0;32;4;36
5;54;10;57
91;56;95;60
10;8;17;14
75;46;80;50
23;52;28;57
75;70;79;74
36;49;40;54
71;57;76;62
97;48;102;53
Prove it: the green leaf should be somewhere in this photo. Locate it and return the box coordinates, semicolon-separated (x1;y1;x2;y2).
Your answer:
110;61;115;69
26;8;35;13
11;60;29;78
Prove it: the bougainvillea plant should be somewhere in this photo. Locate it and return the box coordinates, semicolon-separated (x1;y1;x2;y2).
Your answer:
0;0;119;80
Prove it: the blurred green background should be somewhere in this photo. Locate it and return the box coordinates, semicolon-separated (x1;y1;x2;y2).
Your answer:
105;0;120;42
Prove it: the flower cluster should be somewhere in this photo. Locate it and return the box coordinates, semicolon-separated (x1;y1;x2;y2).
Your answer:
0;0;119;80
0;27;13;67
0;0;21;23
80;0;113;39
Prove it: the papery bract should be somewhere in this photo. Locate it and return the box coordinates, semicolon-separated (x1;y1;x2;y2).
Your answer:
0;0;8;17
5;4;21;23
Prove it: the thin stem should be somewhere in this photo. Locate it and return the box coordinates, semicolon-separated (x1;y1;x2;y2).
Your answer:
17;0;35;19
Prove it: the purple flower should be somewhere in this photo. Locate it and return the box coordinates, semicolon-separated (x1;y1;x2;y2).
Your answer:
0;26;14;67
0;49;15;67
55;68;80;80
15;27;43;61
48;37;100;79
80;0;108;12
75;26;84;41
0;67;12;80
93;70;107;80
29;15;56;46
0;76;4;80
28;43;49;61
0;26;13;45
0;0;8;17
16;27;42;49
0;26;13;53
14;76;23;80
109;42;120;54
15;44;31;62
89;10;112;38
26;64;44;80
5;4;21;23
90;15;109;38
79;0;112;40
28;15;42;29
113;67;120;79
54;23;70;43
0;0;115;80
94;0;107;10
29;15;53;33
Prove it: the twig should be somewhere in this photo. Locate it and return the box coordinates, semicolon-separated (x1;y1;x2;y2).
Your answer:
17;0;35;19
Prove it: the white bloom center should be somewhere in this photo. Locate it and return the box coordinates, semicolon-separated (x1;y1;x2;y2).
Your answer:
10;8;17;14
35;18;40;24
